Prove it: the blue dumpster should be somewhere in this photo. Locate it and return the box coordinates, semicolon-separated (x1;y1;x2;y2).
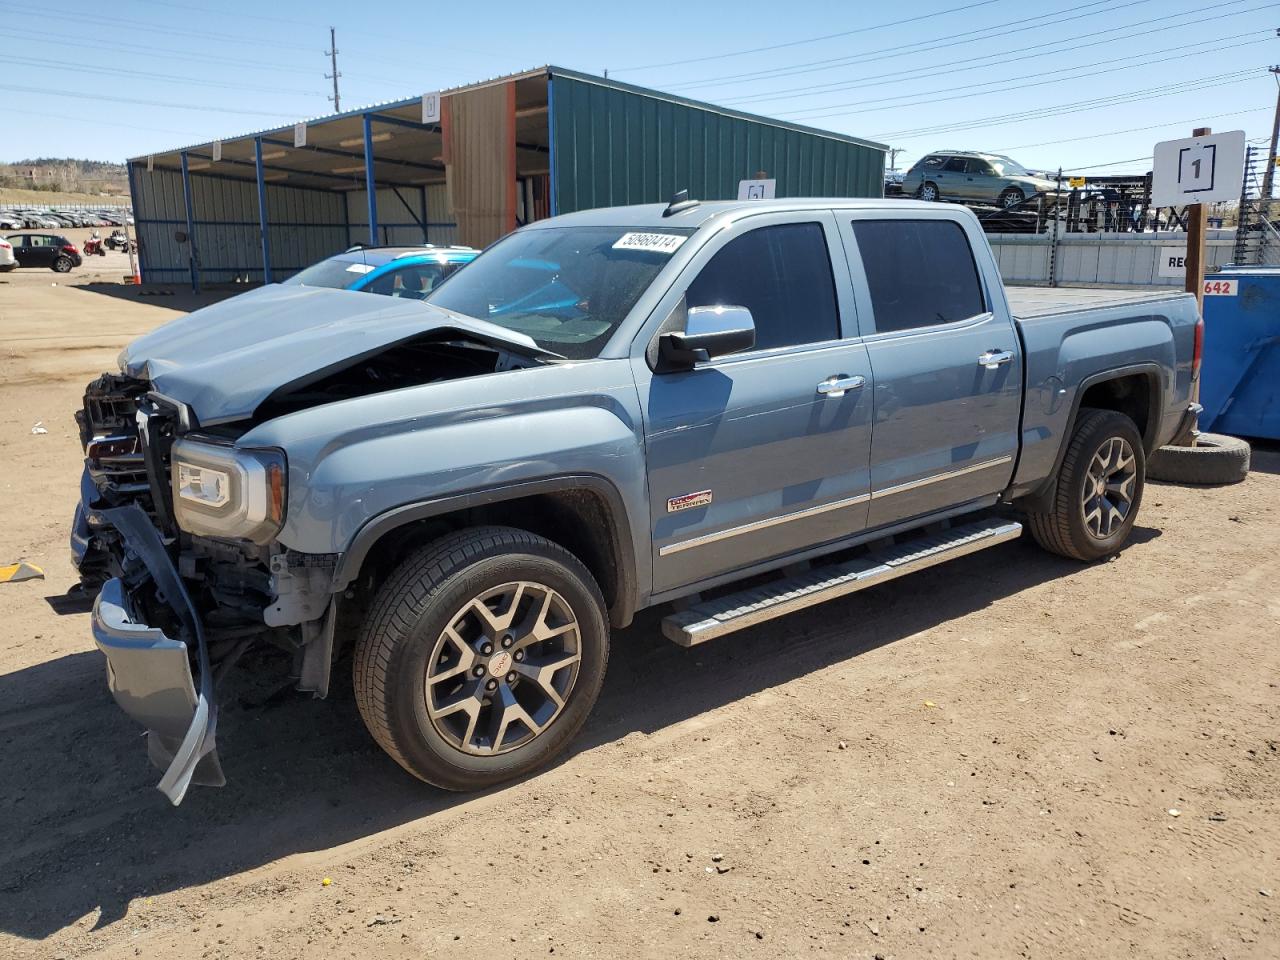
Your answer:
1199;266;1280;440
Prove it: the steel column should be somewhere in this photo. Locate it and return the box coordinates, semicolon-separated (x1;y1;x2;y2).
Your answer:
420;185;428;243
254;137;273;284
363;114;379;246
180;151;199;293
547;74;558;216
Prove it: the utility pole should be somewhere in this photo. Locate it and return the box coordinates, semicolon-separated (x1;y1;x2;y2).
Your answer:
325;27;341;113
888;146;906;171
1259;65;1280;204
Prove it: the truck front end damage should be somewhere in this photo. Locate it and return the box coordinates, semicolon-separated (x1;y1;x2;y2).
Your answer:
75;375;339;804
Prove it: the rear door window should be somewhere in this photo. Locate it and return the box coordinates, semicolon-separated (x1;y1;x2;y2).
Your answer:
850;220;986;333
943;157;968;173
685;222;840;352
367;263;458;299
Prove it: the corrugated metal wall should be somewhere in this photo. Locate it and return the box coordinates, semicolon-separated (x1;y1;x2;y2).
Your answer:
133;166;348;283
344;185;458;247
549;73;884;213
990;231;1237;287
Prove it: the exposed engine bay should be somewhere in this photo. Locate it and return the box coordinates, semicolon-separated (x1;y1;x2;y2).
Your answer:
74;332;542;695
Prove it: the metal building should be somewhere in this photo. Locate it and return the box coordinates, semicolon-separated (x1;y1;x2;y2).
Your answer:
128;66;886;288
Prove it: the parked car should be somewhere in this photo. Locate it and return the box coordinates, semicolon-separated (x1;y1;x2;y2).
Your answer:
73;196;1200;804
284;245;478;299
5;233;81;271
883;170;905;196
903;151;1061;208
0;236;15;272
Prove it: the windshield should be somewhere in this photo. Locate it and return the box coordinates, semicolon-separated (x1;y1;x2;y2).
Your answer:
425;226;694;360
284;256;377;289
987;155;1030;177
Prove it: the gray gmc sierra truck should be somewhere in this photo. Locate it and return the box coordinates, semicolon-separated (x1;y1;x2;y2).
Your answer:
72;197;1202;803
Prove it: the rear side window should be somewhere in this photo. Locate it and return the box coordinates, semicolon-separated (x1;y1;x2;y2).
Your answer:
850;220;985;333
686;222;840;351
920;156;946;169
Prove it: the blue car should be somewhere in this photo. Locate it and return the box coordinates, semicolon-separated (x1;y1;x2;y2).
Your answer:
285;244;478;299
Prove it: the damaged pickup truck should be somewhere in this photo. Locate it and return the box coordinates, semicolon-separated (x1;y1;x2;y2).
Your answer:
74;197;1202;803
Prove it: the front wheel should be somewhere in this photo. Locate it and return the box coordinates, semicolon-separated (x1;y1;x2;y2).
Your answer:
1027;408;1146;561
999;186;1026;209
353;526;609;791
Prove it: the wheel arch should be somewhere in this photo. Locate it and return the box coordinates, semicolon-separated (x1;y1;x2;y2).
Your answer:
333;474;639;628
1016;364;1162;512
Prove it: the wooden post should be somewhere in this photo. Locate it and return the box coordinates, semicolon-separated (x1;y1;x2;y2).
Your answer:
1182;126;1213;419
1184;127;1211;317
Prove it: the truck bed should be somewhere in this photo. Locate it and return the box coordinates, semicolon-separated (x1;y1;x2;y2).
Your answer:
1005;284;1192;319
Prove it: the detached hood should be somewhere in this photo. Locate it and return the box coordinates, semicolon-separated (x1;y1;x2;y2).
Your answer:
120;285;556;425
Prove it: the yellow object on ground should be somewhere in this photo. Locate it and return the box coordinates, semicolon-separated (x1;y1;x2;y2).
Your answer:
0;562;45;583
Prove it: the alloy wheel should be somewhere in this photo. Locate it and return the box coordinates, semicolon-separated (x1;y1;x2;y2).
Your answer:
1081;436;1137;539
423;581;581;756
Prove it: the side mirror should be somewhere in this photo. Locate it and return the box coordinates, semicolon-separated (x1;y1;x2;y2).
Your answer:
659;305;756;368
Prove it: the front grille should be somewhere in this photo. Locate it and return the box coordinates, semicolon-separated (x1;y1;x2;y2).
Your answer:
78;373;155;513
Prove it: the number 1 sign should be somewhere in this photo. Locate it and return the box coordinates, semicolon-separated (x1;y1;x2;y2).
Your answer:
1151;131;1245;207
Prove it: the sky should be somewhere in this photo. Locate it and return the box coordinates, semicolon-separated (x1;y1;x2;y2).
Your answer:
1;0;1277;177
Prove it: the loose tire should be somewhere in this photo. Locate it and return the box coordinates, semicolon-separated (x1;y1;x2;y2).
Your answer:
999;186;1026;209
52;256;73;273
1027;408;1146;561
1147;432;1250;485
918;181;941;202
353;526;609;791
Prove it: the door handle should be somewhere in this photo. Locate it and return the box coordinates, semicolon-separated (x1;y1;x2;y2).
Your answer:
816;375;865;398
977;350;1014;370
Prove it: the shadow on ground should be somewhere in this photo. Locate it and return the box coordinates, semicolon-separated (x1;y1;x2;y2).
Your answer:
0;531;1159;942
1244;438;1279;476
68;283;241;314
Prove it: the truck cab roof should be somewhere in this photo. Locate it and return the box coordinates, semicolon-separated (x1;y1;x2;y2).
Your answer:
529;197;956;231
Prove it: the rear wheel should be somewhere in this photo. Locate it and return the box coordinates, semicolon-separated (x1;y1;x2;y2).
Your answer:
353;526;609;791
1027;408;1145;561
917;181;940;202
52;255;73;273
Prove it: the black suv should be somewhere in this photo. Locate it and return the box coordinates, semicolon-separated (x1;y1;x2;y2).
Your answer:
5;233;82;272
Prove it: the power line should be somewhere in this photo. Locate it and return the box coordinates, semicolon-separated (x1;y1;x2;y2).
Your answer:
0;55;324;98
778;34;1274;122
719;2;1275;106
874;69;1262;139
0;83;301;119
662;0;1162;91
4;9;317;53
0;106;198;138
124;0;513;60
612;0;1006;72
2;24;409;87
1;26;322;76
989;106;1275;153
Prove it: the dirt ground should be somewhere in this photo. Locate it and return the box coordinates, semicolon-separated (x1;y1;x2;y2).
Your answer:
0;257;1276;960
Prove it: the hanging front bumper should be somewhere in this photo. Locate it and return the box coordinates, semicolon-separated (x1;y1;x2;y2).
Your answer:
91;504;223;805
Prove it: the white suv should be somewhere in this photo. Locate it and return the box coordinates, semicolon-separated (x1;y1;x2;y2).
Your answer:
0;236;16;272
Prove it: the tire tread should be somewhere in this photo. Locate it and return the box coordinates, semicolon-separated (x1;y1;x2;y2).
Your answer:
352;525;605;786
1027;408;1141;562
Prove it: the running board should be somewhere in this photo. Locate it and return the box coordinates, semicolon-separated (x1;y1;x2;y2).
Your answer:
661;520;1023;646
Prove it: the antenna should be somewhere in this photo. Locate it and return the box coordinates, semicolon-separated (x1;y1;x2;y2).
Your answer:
325;27;342;112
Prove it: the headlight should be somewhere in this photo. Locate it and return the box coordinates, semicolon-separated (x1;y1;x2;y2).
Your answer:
171;439;286;543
